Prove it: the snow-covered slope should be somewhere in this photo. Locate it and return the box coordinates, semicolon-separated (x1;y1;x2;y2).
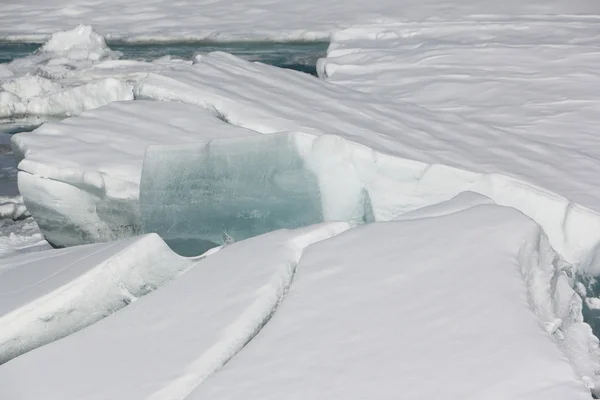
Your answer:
186;204;594;399
12;100;255;246
0;233;196;364
0;223;349;400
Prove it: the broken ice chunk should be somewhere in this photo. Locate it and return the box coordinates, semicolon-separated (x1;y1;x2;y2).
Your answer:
140;133;323;255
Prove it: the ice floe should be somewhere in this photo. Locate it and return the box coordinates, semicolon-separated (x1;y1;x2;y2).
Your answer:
0;233;197;364
187;204;595;399
12;100;255;246
0;222;349;399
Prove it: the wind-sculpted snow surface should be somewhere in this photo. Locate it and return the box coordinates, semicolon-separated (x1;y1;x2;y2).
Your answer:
0;26;133;119
0;233;195;365
188;205;596;399
320;18;600;153
12;100;255;246
0;223;350;400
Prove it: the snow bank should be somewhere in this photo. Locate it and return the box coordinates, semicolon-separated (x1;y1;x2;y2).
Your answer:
189;204;596;399
12;100;255;246
0;233;196;365
0;222;349;400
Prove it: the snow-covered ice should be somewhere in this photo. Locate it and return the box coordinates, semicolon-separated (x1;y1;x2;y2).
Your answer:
0;233;196;364
1;0;600;395
186;204;594;399
0;222;349;400
11;46;600;269
0;0;596;42
0;26;134;120
12;100;255;246
320;19;600;154
141;133;375;251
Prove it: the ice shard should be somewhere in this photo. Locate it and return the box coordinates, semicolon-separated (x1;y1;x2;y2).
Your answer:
140;133;324;255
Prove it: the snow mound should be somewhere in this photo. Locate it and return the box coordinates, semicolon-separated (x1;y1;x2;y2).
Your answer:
0;233;196;365
39;25;113;62
12;100;255;246
189;204;596;399
0;222;350;400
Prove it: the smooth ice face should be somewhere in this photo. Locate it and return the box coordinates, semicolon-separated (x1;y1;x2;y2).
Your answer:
140;133;324;255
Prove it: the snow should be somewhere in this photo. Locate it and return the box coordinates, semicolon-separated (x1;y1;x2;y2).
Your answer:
1;3;600;397
38;25;113;61
9;44;600;268
0;233;196;365
0;195;28;220
393;191;494;221
0;222;350;400
13;100;255;246
321;19;600;154
186;204;593;399
0;0;597;42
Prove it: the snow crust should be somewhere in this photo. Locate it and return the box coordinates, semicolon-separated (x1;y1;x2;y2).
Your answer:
0;233;195;364
187;204;594;399
0;222;349;400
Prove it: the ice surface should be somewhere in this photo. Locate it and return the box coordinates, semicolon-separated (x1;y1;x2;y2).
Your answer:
12;100;255;246
141;134;324;254
189;205;593;399
0;222;350;400
394;191;494;221
0;233;196;364
140;133;375;254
